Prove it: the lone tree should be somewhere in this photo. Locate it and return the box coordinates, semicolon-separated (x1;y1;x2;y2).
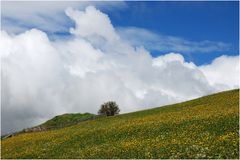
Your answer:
98;101;120;116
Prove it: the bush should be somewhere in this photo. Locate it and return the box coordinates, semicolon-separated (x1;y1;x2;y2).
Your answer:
98;101;120;116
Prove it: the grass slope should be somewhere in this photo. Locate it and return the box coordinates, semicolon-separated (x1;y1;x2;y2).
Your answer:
39;112;96;129
1;89;239;159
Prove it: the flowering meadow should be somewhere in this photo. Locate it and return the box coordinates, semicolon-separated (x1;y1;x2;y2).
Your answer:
1;89;239;159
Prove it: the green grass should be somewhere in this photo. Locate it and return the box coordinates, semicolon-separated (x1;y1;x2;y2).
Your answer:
39;112;96;129
1;89;239;159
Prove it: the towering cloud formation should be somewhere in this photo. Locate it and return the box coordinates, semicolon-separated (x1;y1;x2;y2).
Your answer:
66;6;119;42
1;6;239;134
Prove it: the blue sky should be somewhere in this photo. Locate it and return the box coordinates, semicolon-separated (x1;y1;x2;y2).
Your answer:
104;1;239;65
2;1;239;65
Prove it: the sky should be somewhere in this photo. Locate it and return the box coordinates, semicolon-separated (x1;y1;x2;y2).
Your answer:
109;1;239;65
1;1;239;135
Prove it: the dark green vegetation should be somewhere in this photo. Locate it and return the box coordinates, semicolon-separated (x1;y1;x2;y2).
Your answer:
40;113;96;129
1;89;239;159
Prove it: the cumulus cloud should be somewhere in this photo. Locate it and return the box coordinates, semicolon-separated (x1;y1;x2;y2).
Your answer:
1;29;66;134
1;6;239;135
200;55;239;90
65;6;119;42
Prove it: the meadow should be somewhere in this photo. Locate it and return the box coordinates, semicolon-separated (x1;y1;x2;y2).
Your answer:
1;89;239;159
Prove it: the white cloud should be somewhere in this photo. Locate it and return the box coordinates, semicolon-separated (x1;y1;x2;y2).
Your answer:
200;55;239;90
65;6;119;42
1;6;239;135
1;29;67;134
117;27;231;53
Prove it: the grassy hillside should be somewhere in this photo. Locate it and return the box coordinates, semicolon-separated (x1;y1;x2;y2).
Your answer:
1;89;239;159
39;112;95;129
